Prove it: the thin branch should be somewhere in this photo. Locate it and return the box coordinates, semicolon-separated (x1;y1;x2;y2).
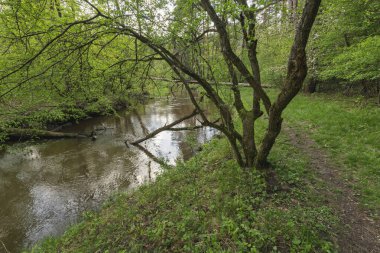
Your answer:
0;38;97;98
0;14;102;82
0;240;10;253
83;0;110;19
96;33;119;57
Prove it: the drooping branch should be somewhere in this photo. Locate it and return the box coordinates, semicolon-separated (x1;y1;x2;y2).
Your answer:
117;23;230;113
116;23;241;150
0;14;102;83
172;68;245;167
0;37;97;98
130;109;199;145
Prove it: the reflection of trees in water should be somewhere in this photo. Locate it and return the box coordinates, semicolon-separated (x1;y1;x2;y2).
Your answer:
133;109;149;135
0;160;33;253
130;98;198;165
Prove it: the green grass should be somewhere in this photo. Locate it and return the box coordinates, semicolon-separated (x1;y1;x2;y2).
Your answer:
29;133;337;252
283;93;380;216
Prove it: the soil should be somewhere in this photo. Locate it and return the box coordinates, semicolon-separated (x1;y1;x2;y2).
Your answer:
283;125;380;253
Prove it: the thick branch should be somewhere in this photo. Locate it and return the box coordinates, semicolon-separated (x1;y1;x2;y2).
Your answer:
2;128;88;140
200;0;271;114
130;109;199;145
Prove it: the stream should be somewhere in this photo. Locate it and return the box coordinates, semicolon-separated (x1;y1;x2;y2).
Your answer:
0;95;217;252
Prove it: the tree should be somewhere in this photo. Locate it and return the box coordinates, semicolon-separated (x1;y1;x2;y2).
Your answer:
120;0;321;169
0;0;322;172
0;0;155;130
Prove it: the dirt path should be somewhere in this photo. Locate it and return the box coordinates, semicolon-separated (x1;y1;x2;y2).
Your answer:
283;125;380;253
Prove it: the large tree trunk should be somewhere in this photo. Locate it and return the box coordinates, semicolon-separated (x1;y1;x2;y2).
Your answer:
255;0;322;168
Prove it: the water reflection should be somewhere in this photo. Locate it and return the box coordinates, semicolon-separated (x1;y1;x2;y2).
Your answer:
0;95;217;252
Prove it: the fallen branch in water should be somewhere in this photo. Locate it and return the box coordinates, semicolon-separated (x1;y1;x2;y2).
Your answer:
1;127;89;140
167;125;203;131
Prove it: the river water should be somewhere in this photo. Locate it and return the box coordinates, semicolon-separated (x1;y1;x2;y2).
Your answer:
0;95;216;252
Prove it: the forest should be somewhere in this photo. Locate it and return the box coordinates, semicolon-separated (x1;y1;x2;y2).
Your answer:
0;0;379;252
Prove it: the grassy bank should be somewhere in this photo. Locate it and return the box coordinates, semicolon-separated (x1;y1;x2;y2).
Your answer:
27;90;379;252
29;134;337;252
283;93;380;216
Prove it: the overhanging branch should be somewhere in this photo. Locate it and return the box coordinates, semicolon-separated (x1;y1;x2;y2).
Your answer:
130;109;199;145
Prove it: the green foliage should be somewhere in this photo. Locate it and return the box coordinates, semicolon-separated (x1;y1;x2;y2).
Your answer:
0;0;157;137
257;25;294;87
253;0;380;89
320;36;380;81
311;0;380;84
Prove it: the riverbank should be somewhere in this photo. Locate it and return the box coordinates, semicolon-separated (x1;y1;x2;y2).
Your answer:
1;93;217;253
29;135;338;252
0;94;146;146
24;91;380;253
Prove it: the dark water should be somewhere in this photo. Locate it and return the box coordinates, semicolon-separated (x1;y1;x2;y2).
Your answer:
0;96;216;252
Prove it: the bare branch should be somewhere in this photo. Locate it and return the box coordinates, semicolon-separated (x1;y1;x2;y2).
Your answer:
130;109;199;145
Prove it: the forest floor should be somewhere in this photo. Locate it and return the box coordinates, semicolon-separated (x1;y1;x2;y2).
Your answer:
27;92;379;252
